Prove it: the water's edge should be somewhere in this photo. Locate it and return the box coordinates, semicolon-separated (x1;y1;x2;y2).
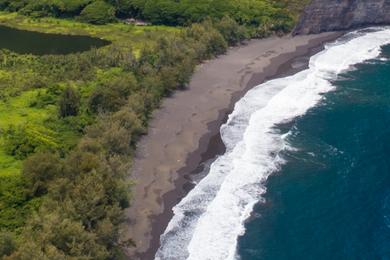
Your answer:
140;33;343;260
156;28;390;260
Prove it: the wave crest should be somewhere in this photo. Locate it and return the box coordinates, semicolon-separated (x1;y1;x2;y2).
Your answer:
156;28;390;260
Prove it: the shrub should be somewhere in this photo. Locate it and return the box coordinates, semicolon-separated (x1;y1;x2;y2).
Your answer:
59;86;80;118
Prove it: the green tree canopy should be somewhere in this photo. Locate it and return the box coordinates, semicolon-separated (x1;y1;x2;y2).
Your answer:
59;86;80;118
78;0;116;24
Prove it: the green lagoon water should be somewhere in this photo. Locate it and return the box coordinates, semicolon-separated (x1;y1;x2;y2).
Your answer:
0;25;109;55
238;44;390;259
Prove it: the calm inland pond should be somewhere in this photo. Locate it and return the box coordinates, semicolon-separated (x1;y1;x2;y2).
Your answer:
0;25;110;55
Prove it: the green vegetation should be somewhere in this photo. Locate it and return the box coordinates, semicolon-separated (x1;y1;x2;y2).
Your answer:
0;13;248;259
79;0;116;24
0;0;308;258
59;86;81;117
0;0;302;31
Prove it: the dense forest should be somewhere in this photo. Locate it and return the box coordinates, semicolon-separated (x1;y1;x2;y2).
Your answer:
0;1;307;259
0;0;303;28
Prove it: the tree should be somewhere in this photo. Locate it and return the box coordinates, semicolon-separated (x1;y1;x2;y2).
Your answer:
107;0;135;17
101;122;132;155
88;74;136;113
0;232;15;257
186;20;228;59
59;86;80;118
22;152;63;196
58;0;90;16
111;109;144;138
142;0;182;25
11;209;109;259
78;0;116;25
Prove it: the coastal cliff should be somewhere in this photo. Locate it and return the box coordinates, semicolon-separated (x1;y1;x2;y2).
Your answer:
294;0;390;35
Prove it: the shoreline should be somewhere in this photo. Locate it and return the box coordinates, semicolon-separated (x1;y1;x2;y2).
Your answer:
125;32;343;260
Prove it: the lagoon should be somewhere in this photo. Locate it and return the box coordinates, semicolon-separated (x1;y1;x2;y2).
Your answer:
0;25;109;55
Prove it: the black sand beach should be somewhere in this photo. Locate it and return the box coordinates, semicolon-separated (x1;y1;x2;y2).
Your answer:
125;32;344;260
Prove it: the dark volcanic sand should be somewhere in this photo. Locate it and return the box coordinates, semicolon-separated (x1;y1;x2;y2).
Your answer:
125;32;344;260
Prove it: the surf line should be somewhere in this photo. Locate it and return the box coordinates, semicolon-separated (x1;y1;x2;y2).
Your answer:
156;27;390;260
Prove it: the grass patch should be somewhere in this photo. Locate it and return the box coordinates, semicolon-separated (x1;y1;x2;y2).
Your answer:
0;90;52;174
0;90;54;176
0;11;180;52
0;90;53;126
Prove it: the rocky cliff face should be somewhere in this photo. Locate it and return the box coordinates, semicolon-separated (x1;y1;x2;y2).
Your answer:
294;0;390;35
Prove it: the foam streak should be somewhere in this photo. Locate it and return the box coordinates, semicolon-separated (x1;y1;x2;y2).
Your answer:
156;28;390;260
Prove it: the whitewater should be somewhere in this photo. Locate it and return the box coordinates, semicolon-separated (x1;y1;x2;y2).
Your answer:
155;28;390;260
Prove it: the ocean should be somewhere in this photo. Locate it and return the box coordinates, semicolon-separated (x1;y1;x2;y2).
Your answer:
155;28;390;259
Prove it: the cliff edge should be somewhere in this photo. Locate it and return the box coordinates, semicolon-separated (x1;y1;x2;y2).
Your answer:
294;0;390;35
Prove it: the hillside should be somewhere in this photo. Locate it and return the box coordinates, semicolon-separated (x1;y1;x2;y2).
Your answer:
294;0;390;34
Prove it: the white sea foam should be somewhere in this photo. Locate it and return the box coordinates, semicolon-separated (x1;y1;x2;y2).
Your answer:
155;28;390;260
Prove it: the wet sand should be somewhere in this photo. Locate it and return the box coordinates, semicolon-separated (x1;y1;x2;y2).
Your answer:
125;32;343;260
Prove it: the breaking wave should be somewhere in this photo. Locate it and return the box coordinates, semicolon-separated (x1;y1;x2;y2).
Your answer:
155;28;390;260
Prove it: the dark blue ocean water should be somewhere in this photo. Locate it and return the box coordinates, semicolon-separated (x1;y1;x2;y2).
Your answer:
238;45;390;260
